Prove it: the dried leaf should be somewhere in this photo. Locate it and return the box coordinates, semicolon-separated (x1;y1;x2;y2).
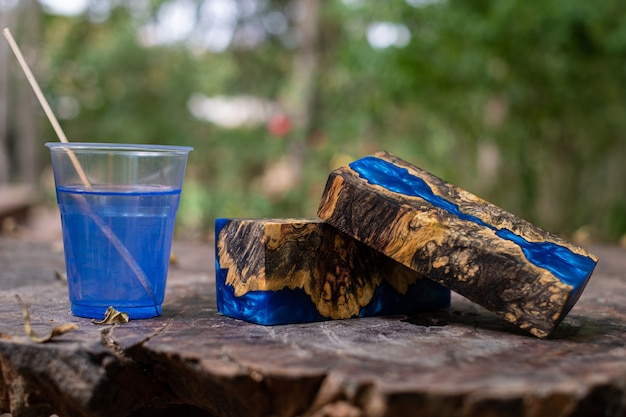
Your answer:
16;295;78;343
92;306;129;325
54;270;67;283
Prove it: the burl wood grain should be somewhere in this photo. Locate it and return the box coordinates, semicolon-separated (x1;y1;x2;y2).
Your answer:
318;151;598;338
216;218;432;320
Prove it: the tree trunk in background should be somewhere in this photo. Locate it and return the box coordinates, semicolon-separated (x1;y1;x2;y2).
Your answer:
264;0;320;200
285;0;320;159
0;0;41;185
14;0;41;183
0;3;15;183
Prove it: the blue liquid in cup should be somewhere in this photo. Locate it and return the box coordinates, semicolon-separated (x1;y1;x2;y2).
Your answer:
57;184;181;319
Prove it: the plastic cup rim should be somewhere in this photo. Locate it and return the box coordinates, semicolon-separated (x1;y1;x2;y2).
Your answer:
45;142;193;154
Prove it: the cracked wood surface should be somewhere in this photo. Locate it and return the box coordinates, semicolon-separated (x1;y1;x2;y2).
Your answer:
0;236;626;417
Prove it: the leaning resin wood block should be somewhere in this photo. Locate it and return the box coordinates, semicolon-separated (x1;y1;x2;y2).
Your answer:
215;218;450;325
318;152;599;338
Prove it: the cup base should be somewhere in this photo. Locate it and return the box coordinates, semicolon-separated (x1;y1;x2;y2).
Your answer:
71;303;162;320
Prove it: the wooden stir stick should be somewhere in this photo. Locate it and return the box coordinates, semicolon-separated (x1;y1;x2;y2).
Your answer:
2;28;92;189
3;27;159;315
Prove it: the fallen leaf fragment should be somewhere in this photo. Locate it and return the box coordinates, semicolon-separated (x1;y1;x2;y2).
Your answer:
54;269;67;283
16;295;79;343
92;306;129;325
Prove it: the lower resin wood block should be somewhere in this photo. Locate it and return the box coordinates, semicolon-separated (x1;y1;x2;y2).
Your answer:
317;151;599;338
215;218;450;325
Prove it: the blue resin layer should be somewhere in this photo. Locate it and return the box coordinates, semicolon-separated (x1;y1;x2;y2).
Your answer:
349;156;597;293
214;218;451;325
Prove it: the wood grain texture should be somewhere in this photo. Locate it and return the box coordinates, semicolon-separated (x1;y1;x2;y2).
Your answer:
215;218;449;324
317;151;598;338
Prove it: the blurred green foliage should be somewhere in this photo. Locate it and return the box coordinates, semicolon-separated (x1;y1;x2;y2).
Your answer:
36;0;626;242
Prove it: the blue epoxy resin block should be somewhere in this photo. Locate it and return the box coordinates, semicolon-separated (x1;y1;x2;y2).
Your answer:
215;218;450;325
318;151;599;338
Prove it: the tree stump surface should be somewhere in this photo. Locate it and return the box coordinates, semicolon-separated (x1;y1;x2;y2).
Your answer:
0;236;625;417
0;185;39;227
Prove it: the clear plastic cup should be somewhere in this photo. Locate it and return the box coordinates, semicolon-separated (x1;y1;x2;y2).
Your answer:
46;142;192;319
